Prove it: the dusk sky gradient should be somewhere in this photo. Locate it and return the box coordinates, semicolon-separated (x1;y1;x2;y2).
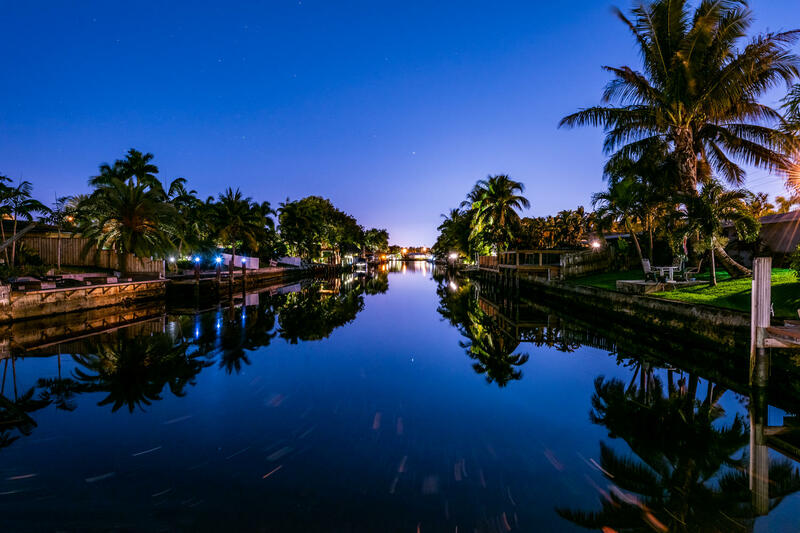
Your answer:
1;1;797;245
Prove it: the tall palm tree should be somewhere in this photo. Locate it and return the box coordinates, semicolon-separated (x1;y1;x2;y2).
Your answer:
41;195;74;272
560;0;799;277
164;177;202;258
682;179;759;286
6;180;48;266
784;83;800;134
470;175;530;253
746;192;776;218
593;178;648;264
79;178;175;274
0;175;13;265
212;188;264;279
90;149;164;195
774;194;800;214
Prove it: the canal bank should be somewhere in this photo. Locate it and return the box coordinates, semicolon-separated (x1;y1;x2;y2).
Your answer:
0;265;340;324
471;271;752;351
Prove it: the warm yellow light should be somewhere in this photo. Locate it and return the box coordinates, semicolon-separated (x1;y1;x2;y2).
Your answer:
402;248;407;254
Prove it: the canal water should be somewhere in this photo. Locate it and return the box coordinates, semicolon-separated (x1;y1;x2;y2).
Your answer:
1;262;799;532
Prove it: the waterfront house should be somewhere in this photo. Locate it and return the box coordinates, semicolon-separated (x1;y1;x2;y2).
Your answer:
724;210;800;266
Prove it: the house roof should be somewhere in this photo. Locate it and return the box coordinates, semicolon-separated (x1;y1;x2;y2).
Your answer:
758;211;800;224
722;210;800;228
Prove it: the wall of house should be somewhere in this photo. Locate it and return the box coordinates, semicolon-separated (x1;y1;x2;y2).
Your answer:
760;221;800;254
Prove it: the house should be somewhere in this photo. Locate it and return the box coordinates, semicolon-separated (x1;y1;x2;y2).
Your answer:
724;210;800;266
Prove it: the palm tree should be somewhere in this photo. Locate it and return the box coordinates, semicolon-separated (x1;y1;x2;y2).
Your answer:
470;175;530;253
42;195;74;272
164;177;202;259
79;178;175;274
6;180;48;266
212;188;264;279
784;83;800;134
682;180;759;286
560;0;799;277
746;192;776;218
90;149;164;194
593;178;648;264
775;194;800;214
0;175;13;265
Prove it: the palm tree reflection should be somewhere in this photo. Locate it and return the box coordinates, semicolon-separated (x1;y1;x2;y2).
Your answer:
436;276;530;387
218;301;278;374
461;308;529;387
277;282;366;343
558;373;800;531
0;387;49;450
72;332;210;413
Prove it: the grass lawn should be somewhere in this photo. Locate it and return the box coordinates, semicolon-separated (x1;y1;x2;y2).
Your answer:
568;268;800;318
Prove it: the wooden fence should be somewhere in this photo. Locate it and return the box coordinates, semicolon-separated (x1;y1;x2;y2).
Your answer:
20;233;165;275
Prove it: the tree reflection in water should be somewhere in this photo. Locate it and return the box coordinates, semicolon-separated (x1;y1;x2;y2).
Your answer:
558;372;800;532
0;387;49;450
435;274;530;387
218;300;278;374
72;332;211;413
276;273;386;343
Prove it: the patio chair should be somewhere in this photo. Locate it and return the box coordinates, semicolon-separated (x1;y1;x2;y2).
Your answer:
681;259;703;281
641;259;658;282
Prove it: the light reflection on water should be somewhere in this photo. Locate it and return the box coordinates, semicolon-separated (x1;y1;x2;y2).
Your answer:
0;262;799;532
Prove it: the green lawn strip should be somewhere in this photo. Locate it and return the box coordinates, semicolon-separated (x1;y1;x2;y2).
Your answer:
652;269;800;318
564;270;638;291
567;268;800;318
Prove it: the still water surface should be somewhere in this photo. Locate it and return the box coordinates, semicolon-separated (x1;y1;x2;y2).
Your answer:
1;263;799;531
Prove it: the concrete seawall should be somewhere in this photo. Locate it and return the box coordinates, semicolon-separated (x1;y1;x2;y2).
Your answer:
519;278;751;351
0;280;167;323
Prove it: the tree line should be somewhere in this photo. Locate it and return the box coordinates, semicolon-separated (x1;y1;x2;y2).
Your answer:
0;149;389;275
435;0;800;286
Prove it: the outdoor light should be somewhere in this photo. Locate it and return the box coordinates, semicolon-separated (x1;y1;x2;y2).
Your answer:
591;241;601;249
169;257;175;263
449;253;458;260
241;257;247;264
215;256;222;264
194;256;201;263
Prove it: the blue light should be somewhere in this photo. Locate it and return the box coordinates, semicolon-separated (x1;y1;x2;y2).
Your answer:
215;256;222;264
194;256;201;263
241;257;247;264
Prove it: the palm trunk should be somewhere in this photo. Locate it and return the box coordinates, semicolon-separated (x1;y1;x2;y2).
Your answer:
714;242;751;278
625;220;644;264
0;221;8;266
119;252;129;276
10;217;17;267
56;226;62;272
648;218;654;262
676;127;751;278
674;127;698;192
228;243;235;285
710;244;717;287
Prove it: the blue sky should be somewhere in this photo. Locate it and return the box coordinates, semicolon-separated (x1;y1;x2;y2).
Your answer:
0;1;796;245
